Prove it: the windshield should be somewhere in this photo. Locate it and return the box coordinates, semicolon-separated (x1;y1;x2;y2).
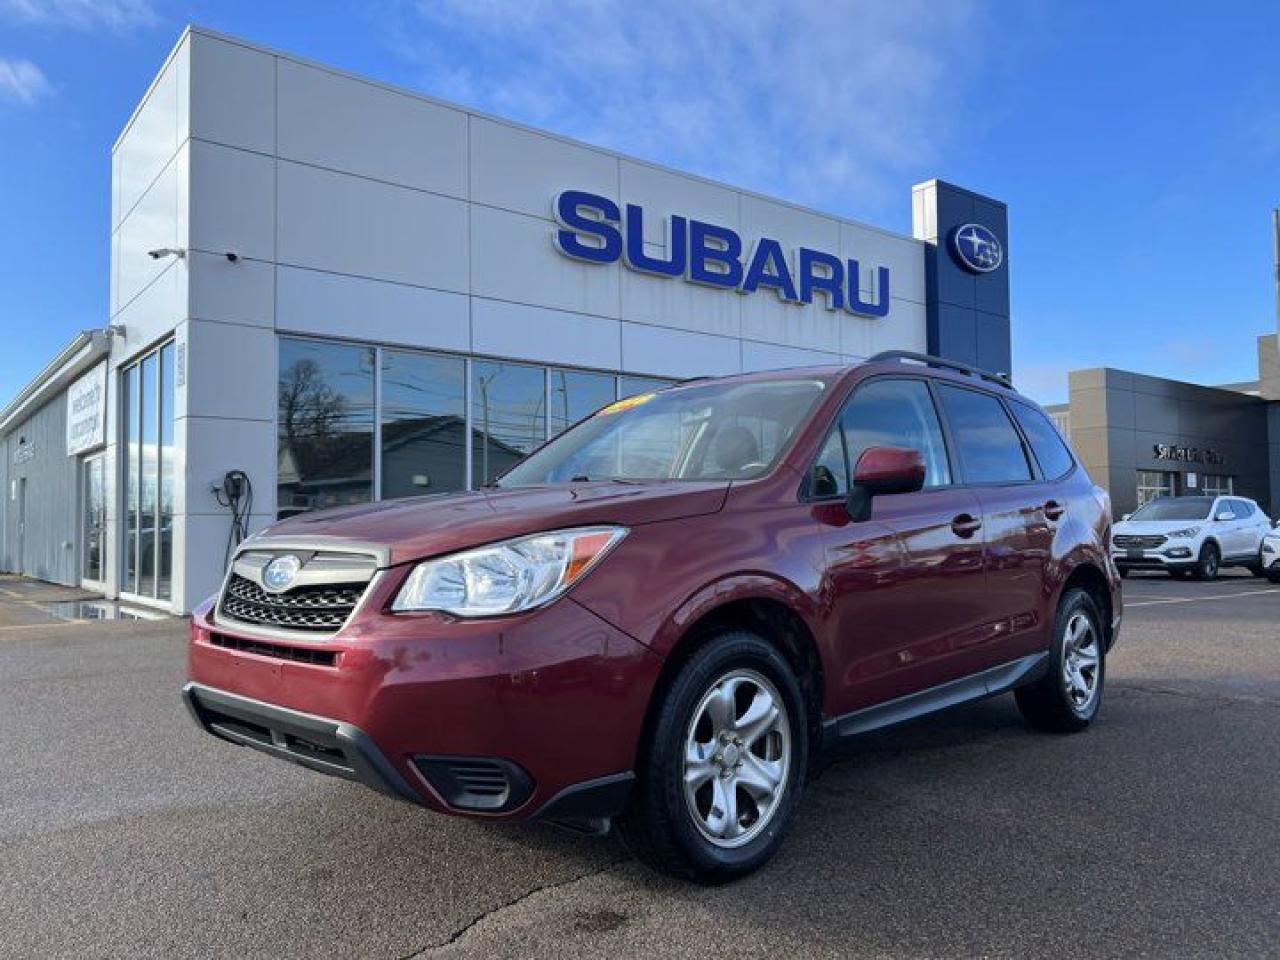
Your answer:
1128;497;1214;521
496;378;830;486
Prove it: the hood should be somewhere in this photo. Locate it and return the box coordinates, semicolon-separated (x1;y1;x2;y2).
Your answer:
1114;518;1209;536
261;481;730;566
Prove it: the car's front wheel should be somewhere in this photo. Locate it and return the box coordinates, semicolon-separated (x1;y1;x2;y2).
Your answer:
618;630;808;883
1194;542;1220;581
1015;587;1105;733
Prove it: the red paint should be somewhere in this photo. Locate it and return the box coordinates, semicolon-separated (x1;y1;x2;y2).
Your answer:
189;360;1121;819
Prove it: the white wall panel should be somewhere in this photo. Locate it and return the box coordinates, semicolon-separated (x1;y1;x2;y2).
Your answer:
177;510;275;611
472;298;620;370
183;320;276;422
188;250;273;327
471;204;619;317
111;264;184;363
470;118;617;219
189;34;275;153
277;266;470;353
277;59;467;197
114;154;182;311
177;415;276;517
620;267;740;338
188;140;275;262
621;323;740;379
861;299;928;357
277;161;468;291
114;39;184;229
841;223;926;303
741;340;842;373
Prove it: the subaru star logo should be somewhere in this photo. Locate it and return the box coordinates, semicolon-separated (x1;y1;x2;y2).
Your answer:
262;555;301;592
949;223;1004;274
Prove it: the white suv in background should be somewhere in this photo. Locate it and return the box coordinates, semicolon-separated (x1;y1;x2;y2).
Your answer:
1260;527;1280;583
1113;495;1272;580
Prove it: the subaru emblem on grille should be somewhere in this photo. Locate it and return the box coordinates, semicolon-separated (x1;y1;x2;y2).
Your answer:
262;555;301;592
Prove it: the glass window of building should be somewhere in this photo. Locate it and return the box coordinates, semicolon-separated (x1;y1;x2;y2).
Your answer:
120;341;175;600
472;361;547;487
82;455;105;583
1201;474;1234;497
381;350;466;500
549;368;617;436
1136;470;1176;506
277;339;376;518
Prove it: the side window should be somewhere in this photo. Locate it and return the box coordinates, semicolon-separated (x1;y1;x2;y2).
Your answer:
811;427;849;497
1010;400;1075;480
1215;500;1237;520
935;384;1033;484
840;379;951;488
1231;499;1255;518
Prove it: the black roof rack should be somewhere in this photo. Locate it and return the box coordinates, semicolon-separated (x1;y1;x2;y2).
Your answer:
867;351;1013;389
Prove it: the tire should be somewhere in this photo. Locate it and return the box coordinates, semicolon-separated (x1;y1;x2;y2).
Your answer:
1267;570;1280;585
1015;588;1105;733
1194;542;1220;581
1246;561;1265;579
618;630;808;883
1117;568;1129;580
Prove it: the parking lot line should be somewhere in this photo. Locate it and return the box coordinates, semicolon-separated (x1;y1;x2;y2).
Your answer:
1126;587;1280;607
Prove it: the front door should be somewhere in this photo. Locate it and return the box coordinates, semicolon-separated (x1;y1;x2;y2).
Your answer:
815;377;989;714
82;455;105;584
16;477;26;575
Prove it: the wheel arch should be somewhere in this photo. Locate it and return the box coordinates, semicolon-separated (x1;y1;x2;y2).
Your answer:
640;578;826;770
1059;561;1116;650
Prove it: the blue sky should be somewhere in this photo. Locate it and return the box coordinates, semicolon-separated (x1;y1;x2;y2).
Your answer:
1;0;1278;404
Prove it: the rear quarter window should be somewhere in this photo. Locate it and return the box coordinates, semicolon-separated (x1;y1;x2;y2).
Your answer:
1010;400;1076;480
935;384;1033;485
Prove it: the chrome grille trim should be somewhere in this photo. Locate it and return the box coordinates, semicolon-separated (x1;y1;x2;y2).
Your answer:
212;539;387;642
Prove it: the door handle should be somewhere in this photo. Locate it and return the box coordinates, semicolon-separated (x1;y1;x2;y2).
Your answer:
1043;500;1065;521
951;513;982;538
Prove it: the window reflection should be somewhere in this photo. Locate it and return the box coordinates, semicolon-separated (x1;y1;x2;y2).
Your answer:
620;376;673;400
381;350;466;499
549;369;617;436
472;361;546;487
277;339;375;518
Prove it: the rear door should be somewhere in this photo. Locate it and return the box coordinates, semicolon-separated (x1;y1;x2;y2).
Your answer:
934;384;1053;667
813;377;987;714
1227;499;1268;558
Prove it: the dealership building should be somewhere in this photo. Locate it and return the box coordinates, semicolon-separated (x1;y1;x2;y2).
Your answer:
2;25;1017;613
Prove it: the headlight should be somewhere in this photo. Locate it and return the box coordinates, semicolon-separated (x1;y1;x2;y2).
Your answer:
1166;526;1200;539
391;526;627;616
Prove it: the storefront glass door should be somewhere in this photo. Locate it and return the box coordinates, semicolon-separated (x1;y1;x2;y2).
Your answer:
82;454;105;584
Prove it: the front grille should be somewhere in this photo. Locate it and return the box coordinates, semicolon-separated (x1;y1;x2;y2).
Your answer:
1114;534;1167;550
219;573;365;633
210;631;339;666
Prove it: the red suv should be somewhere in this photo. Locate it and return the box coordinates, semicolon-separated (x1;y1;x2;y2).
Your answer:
185;352;1121;882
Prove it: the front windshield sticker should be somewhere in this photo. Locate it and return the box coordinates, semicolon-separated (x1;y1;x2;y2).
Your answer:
598;393;656;416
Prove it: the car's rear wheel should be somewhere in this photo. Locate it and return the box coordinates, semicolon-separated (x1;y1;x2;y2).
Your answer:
618;630;807;883
1267;569;1280;585
1194;542;1220;581
1015;587;1105;733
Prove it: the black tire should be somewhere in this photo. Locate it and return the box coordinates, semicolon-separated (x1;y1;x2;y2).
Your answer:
1015;588;1106;733
618;630;808;883
1117;568;1129;580
1194;542;1220;581
1246;562;1265;579
1267;570;1280;585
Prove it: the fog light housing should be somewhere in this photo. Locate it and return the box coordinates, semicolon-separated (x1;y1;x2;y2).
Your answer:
1165;547;1192;559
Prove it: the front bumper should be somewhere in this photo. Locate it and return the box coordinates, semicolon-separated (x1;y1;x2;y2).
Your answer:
1112;546;1197;570
186;576;661;822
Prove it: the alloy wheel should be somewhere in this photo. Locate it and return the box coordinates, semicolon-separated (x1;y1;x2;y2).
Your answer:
1061;612;1101;715
682;669;791;848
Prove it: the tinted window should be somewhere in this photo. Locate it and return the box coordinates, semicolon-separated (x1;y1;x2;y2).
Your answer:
1229;499;1254;518
841;379;951;488
550;369;617;435
935;384;1032;484
1011;400;1075;480
472;361;547;487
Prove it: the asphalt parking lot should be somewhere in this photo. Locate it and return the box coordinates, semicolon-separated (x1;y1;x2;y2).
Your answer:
2;572;1278;959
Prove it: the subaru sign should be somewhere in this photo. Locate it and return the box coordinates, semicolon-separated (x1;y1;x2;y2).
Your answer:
948;223;1003;274
552;190;890;318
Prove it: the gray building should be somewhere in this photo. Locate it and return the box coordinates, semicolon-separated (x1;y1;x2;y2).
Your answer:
1047;334;1280;518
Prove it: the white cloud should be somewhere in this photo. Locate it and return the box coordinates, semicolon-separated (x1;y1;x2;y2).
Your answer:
387;0;988;219
0;56;50;104
0;0;156;31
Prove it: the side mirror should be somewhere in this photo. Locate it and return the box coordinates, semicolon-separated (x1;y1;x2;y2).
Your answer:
1215;510;1233;522
846;446;926;521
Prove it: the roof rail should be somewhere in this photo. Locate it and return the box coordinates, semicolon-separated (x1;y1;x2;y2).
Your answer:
866;351;1013;389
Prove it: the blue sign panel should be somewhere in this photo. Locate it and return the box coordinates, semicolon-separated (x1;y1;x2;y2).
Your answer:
552;190;890;318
